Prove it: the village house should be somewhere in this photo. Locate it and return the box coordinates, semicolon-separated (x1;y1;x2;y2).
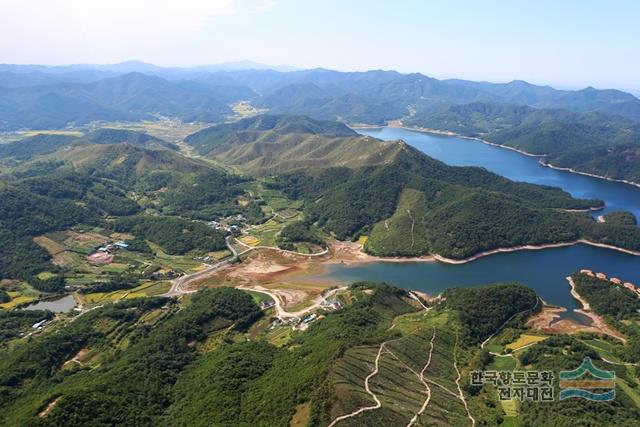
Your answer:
259;300;275;310
610;277;622;285
595;272;607;280
114;241;129;249
580;269;595;277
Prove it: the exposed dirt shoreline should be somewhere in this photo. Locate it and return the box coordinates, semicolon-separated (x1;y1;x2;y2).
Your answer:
334;239;640;267
565;276;626;343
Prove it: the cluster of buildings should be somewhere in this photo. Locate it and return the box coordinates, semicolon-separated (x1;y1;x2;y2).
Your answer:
269;317;300;329
97;241;129;253
580;269;640;298
303;313;317;324
321;298;343;311
207;214;245;233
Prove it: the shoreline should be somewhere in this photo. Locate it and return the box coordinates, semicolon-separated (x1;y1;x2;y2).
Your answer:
324;238;640;268
364;239;640;266
353;122;640;189
540;161;640;189
566;276;590;310
566;276;626;343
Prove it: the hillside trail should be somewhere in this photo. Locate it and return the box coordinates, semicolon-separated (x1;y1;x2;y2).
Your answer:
454;332;476;427
406;326;436;427
327;339;397;427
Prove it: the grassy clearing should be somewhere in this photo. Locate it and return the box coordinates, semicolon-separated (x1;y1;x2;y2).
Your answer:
580;338;623;363
209;249;232;260
290;402;311;427
33;236;66;255
243;290;274;305
240;235;260;247
489;355;516;371
616;377;640;406
500;399;519;418
36;272;57;280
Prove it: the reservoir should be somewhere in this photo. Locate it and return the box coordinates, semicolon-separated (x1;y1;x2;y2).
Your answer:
23;294;76;313
317;127;640;314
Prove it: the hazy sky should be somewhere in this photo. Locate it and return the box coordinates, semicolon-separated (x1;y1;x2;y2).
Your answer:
1;0;639;90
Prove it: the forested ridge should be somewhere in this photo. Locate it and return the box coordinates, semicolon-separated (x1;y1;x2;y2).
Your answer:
265;129;638;259
406;102;640;183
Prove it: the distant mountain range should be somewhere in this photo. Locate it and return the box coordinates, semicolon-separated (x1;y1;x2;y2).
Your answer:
2;61;640;183
1;62;638;128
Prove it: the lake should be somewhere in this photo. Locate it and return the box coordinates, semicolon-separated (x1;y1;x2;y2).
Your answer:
23;294;76;313
315;127;640;316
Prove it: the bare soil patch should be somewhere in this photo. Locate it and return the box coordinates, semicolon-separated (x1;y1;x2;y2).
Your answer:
86;252;113;265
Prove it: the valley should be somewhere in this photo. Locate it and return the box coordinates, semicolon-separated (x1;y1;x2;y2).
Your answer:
2;73;640;427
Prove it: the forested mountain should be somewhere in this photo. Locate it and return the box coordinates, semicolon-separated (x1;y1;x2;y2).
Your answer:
2;64;639;130
186;114;640;259
184;115;402;174
0;73;254;130
271;141;639;259
1;282;638;426
2;62;640;182
0;134;80;159
0;284;520;425
406;102;640;183
0;129;177;162
80;128;176;149
2;112;638;269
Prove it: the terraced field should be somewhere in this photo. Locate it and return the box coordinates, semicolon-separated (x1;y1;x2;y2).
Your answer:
328;311;475;426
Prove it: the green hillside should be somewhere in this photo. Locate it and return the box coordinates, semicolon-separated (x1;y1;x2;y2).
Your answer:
407;102;640;184
184;114;402;175
2;282;637;425
260;124;638;259
0;134;81;160
0;283;529;426
80;128;177;151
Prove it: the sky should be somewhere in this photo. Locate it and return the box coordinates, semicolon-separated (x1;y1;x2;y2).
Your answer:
1;0;639;91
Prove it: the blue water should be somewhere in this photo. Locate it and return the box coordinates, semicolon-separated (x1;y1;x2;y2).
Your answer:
360;127;640;219
315;127;640;316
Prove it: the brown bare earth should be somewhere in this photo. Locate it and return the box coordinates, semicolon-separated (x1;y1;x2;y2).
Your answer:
38;396;61;418
64;231;109;247
86;252;113;265
189;240;439;310
197;250;332;310
528;304;626;342
328;240;435;264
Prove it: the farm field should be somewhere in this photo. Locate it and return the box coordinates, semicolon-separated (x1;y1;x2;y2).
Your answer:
80;281;171;304
505;334;547;351
0;283;39;309
34;228;210;280
230;100;267;119
328;309;475;426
